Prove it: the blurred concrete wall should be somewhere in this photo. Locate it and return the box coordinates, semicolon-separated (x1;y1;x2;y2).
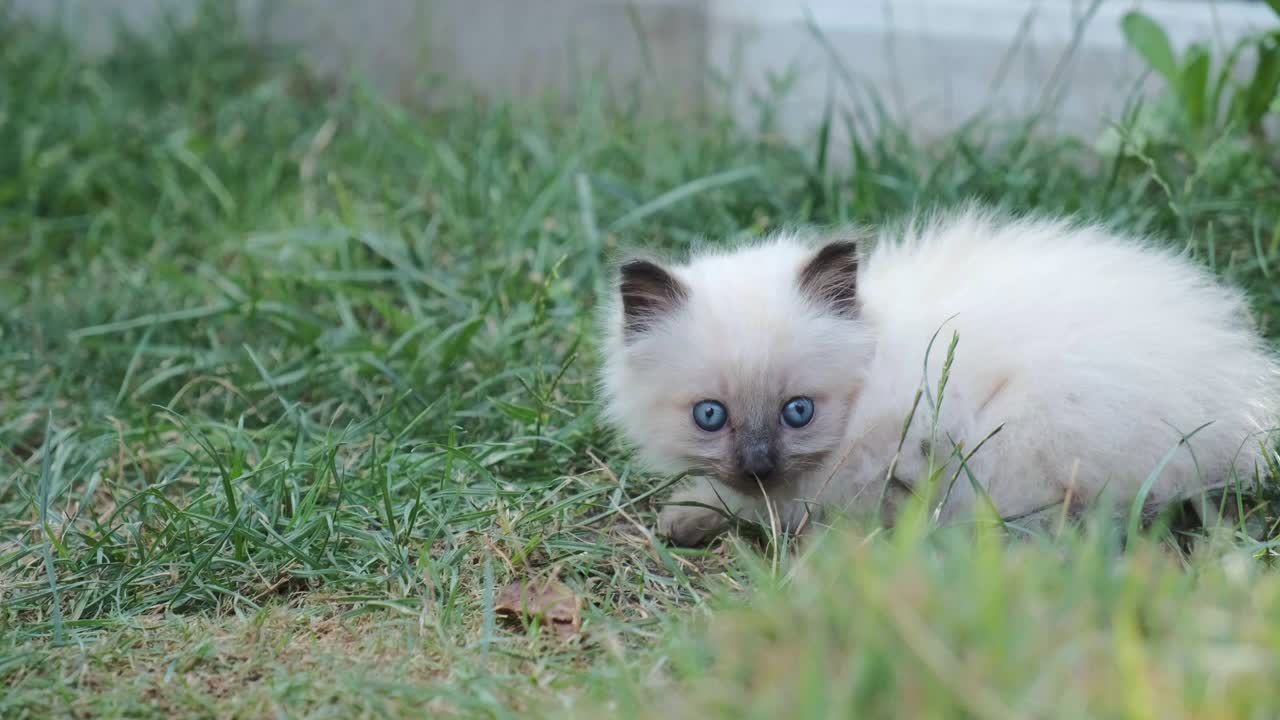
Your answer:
710;1;1278;140
13;0;706;102
12;0;1278;139
243;0;707;102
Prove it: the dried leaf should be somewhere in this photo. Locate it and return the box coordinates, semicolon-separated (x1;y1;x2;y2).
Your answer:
494;578;582;639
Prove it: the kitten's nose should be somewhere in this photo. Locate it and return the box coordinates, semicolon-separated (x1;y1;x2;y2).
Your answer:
739;444;778;482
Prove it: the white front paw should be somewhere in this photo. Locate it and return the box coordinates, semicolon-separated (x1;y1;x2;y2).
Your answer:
657;503;728;547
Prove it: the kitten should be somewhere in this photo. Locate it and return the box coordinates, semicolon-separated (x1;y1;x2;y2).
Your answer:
598;207;1280;547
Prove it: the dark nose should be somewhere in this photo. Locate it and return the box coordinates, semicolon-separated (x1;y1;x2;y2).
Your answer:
738;443;777;481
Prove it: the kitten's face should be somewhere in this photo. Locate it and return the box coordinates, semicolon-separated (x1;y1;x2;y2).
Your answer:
600;237;873;494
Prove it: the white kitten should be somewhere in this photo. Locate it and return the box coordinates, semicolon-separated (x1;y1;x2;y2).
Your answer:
599;207;1280;546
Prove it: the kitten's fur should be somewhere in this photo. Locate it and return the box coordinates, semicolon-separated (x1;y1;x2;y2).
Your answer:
599;208;1280;546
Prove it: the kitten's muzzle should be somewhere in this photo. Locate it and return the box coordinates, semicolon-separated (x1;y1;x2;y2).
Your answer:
735;441;778;485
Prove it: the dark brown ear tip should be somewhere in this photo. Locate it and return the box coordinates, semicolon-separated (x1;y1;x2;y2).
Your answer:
799;238;860;317
619;258;670;282
813;239;859;261
617;256;687;337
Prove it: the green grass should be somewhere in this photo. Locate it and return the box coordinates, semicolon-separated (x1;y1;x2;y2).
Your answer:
3;5;1280;718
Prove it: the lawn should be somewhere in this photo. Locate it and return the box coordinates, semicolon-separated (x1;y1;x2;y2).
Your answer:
4;6;1280;719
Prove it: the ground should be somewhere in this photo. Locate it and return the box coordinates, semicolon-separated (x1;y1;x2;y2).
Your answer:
4;6;1280;719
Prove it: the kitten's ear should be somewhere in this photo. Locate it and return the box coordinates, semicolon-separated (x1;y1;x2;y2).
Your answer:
799;240;859;317
618;258;687;339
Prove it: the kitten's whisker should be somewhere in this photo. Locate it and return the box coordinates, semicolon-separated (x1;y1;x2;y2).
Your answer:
795;420;880;538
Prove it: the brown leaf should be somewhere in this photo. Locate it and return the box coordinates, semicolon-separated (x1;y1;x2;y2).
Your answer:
494;578;582;639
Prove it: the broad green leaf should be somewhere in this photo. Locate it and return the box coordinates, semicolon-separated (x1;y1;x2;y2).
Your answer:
1180;45;1211;132
1242;38;1280;126
1121;11;1179;85
1209;35;1254;131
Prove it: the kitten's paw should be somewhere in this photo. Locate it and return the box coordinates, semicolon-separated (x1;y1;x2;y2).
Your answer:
657;503;728;547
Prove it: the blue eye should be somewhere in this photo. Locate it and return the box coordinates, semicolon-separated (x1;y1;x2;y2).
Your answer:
692;400;728;432
781;397;815;428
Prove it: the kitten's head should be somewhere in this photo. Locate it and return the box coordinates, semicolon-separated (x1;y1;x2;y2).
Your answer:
599;234;873;494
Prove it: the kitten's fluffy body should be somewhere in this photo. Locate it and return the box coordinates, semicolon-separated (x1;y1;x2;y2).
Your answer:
600;209;1279;546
